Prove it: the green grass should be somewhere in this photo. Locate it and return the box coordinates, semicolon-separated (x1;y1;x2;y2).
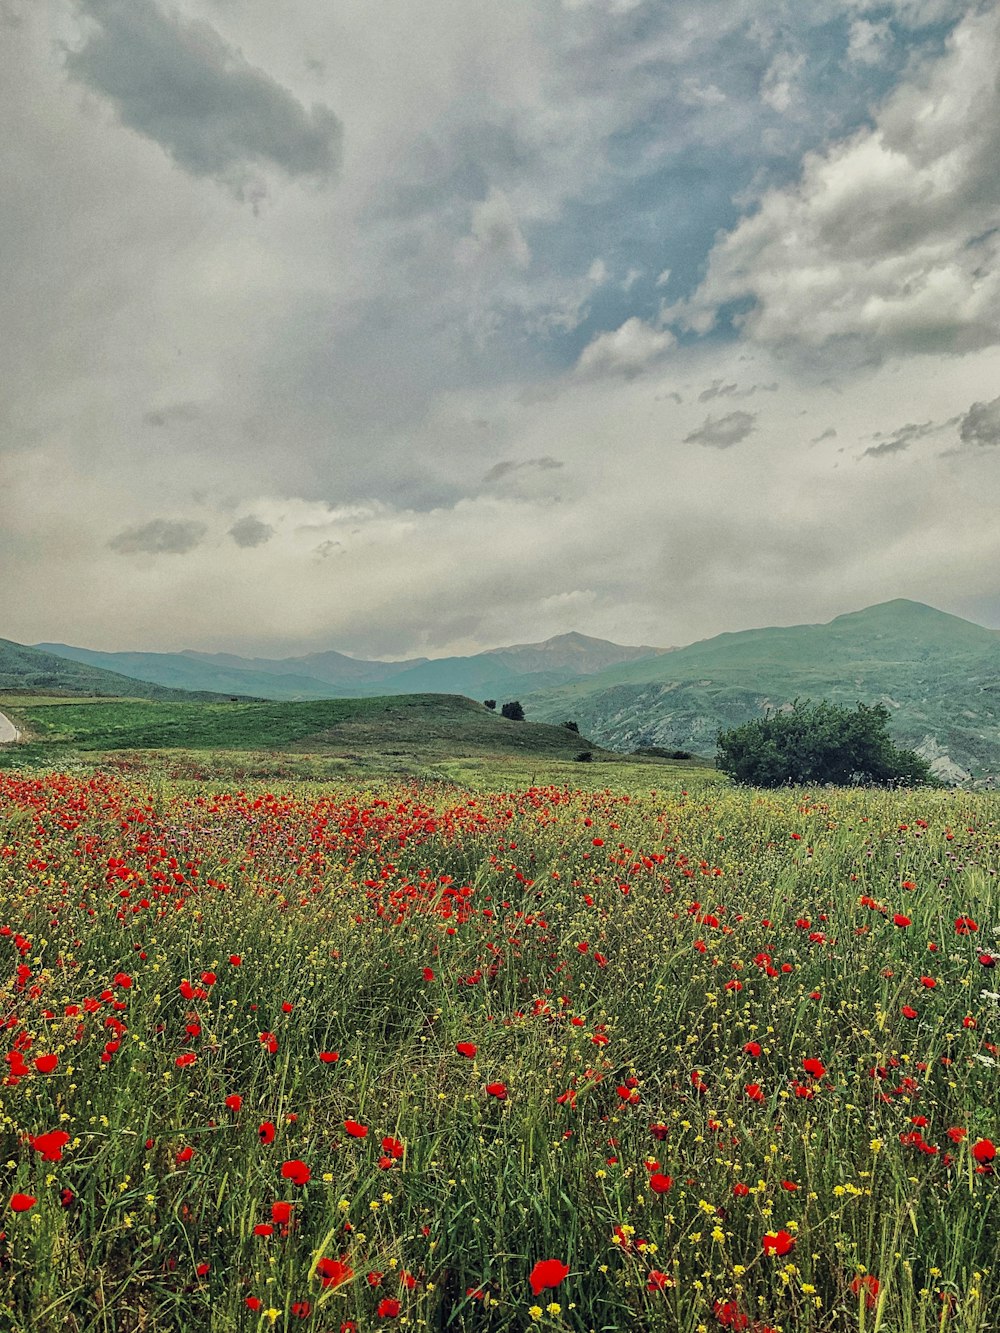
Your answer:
0;693;679;779
0;770;997;1332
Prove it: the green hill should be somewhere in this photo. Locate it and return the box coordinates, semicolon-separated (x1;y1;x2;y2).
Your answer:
0;637;248;702
0;693;612;767
525;601;1000;780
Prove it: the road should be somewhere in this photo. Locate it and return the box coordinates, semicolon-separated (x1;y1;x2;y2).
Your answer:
0;710;21;744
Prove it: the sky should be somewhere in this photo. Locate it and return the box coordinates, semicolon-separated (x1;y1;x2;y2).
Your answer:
4;0;1000;659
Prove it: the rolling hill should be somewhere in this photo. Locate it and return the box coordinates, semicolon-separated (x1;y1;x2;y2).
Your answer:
524;601;1000;780
37;632;665;703
0;693;611;768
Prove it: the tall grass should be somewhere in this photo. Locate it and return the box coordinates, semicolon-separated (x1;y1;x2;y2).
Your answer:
1;772;996;1331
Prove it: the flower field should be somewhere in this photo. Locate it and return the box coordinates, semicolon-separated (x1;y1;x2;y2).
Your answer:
1;769;997;1332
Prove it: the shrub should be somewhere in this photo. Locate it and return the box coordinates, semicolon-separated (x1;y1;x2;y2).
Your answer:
716;700;934;788
563;720;579;733
500;701;525;721
483;700;496;711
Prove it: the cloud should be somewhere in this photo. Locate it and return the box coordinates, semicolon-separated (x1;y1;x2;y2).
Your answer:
760;50;805;112
576;317;674;379
959;394;1000;448
847;19;892;66
684;410;756;449
456;188;530;269
483;456;563;483
862;416;959;458
229;514;275;548
65;0;342;189
669;8;1000;353
109;517;207;555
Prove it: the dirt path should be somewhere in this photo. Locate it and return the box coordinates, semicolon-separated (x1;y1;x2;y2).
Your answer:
0;710;21;744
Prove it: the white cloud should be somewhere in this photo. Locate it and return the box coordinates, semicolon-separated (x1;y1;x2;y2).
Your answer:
760;50;805;113
847;18;892;66
456;187;531;269
576;317;674;379
670;8;1000;353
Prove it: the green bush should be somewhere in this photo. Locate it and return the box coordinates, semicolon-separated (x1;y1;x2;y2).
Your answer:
716;699;934;788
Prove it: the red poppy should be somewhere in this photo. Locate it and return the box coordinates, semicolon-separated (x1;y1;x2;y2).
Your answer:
33;1055;58;1075
382;1136;405;1158
649;1173;673;1195
647;1270;673;1291
344;1119;368;1139
745;1083;765;1103
316;1257;354;1289
486;1082;508;1099
176;1146;195;1163
31;1130;70;1162
456;1042;477;1059
802;1058;826;1080
743;1041;762;1058
319;1051;340;1064
10;1193;36;1212
175;1053;197;1068
271;1201;294;1224
291;1301;311;1318
280;1159;311;1186
893;915;911;928
714;1299;750;1330
422;967;435;981
225;1094;243;1112
762;1230;795;1257
253;1223;274;1237
246;1297;262;1311
972;1139;996;1164
850;1275;880;1310
377;1298;401;1318
529;1259;570;1296
901;1005;918;1019
258;1121;276;1145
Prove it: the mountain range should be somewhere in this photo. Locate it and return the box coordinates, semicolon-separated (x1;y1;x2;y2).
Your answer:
33;633;666;705
12;600;1000;779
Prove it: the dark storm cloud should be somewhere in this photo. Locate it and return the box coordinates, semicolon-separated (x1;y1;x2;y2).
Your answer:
684;410;756;449
109;517;207;554
959;394;1000;447
228;515;275;548
862;416;960;458
65;0;342;186
483;456;563;483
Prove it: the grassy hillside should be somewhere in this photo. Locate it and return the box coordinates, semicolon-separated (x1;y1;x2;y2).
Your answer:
0;638;248;702
0;693;620;772
526;601;1000;779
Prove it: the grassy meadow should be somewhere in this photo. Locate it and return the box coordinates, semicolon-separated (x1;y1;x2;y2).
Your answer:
0;727;997;1331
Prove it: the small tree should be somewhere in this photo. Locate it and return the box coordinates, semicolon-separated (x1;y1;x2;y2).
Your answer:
483;699;497;711
716;700;933;788
563;720;580;733
501;700;525;721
